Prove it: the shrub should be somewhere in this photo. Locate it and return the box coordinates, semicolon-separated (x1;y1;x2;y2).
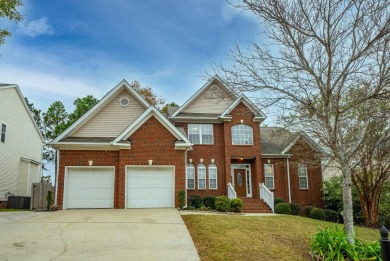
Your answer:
178;190;185;210
274;197;285;206
230;198;243;213
275;203;291;215
215;196;230;212
188;195;202;209
324;209;341;223
310;208;325;220
303;205;315;217
310;226;381;260
203;196;216;209
290;203;302;216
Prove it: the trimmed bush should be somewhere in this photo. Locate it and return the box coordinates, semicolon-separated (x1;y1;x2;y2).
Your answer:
274;197;285;206
303;205;315;217
290;203;302;216
230;198;243;213
188;195;202;209
203;196;216;209
178;190;185;210
310;207;325;220
325;209;341;223
215;196;230;212
275;203;292;215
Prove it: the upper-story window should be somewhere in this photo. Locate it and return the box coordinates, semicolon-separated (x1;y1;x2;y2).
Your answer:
231;124;253;145
298;164;308;189
1;124;6;143
188;124;213;144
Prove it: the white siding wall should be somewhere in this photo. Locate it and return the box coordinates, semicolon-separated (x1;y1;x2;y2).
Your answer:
0;88;42;200
183;83;234;114
72;90;146;137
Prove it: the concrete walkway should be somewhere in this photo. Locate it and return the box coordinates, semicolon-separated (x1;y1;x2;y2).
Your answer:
0;209;200;261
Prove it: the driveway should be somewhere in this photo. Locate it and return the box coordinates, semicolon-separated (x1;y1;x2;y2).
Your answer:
0;209;200;261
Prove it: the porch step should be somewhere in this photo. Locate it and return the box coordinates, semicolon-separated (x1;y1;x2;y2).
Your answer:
240;198;273;213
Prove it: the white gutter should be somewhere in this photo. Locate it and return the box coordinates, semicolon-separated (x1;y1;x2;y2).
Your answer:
287;157;291;203
54;149;59;207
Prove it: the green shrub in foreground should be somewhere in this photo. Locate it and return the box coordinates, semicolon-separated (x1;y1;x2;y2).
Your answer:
324;209;341;223
215;196;230;212
310;226;381;260
202;196;216;209
274;197;285;206
275;203;291;215
303;205;315;217
290;203;302;215
230;198;243;213
178;190;185;210
188;195;202;209
310;208;325;220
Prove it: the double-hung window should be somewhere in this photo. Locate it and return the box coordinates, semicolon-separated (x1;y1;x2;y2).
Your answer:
186;164;195;189
264;164;274;189
208;164;217;189
188;124;213;144
231;124;253;145
1;124;6;143
197;163;206;189
298;164;308;189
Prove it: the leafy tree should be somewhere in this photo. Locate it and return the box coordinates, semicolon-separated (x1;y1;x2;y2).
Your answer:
215;0;389;244
43;101;68;141
161;102;179;113
67;95;98;126
130;81;165;110
0;0;22;45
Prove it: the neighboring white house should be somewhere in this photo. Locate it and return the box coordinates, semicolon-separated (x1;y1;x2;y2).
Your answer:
322;158;342;181
0;84;44;201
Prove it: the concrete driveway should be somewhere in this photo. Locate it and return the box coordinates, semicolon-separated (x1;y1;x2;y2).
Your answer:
0;209;200;261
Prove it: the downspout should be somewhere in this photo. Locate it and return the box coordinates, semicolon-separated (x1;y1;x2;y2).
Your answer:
287;157;292;203
54;149;59;207
184;148;188;208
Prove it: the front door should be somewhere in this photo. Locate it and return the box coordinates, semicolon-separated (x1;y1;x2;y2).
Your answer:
234;169;246;197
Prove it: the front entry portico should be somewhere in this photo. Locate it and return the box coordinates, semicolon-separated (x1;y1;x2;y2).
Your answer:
231;164;252;197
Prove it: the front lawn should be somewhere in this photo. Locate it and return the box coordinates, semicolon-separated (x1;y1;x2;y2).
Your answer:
182;214;379;261
0;208;31;212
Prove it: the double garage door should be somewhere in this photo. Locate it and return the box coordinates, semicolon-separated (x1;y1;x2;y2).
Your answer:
65;166;174;209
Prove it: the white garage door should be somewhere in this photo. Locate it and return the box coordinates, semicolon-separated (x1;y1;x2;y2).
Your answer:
66;167;114;209
127;167;174;208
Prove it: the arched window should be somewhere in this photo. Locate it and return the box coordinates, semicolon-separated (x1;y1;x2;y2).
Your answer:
186;164;195;189
197;163;206;189
231;124;253;145
208;164;217;189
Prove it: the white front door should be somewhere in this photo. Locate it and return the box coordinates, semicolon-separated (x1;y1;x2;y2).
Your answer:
126;166;174;208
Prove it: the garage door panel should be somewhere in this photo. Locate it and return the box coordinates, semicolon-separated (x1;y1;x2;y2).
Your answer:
127;167;174;208
66;167;114;209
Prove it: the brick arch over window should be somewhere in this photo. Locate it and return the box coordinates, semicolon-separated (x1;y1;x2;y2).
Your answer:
231;124;253;145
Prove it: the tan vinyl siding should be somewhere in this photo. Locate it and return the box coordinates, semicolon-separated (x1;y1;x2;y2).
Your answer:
18;160;28;196
0;88;43;200
72;90;146;137
183;83;234;114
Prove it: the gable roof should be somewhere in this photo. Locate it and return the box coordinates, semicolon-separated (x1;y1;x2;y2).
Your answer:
219;94;267;122
261;127;323;156
170;75;237;118
0;84;44;143
113;106;191;150
53;80;150;142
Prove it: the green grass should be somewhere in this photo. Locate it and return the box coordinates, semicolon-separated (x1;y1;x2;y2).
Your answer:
0;208;31;212
182;215;379;261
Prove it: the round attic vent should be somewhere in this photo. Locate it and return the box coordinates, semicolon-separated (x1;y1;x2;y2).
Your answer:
210;85;219;93
119;96;130;107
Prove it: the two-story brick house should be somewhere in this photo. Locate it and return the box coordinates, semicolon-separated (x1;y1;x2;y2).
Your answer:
50;76;324;211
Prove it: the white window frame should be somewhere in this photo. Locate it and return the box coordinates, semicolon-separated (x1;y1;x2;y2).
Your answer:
298;164;308;189
1;123;6;143
186;164;195;190
264;164;274;189
188;124;213;144
231;124;253;145
197;163;206;189
208;164;217;190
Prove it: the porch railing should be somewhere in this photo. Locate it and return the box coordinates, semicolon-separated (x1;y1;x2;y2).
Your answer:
228;183;237;199
260;183;274;213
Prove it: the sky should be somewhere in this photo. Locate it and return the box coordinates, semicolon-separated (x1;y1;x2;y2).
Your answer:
0;0;262;113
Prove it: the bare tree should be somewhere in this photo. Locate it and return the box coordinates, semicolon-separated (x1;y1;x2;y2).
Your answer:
214;0;389;243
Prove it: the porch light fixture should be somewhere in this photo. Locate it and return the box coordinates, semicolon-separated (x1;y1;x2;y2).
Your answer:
240;119;244;124
240;157;244;161
148;160;153;165
268;159;271;163
200;159;203;163
88;160;93;166
189;159;192;163
211;159;214;164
